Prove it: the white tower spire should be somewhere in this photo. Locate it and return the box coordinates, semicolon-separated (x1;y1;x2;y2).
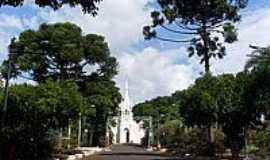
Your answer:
124;78;129;102
109;76;146;144
121;77;132;110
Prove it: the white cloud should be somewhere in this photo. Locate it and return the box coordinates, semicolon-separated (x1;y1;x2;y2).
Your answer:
20;0;154;54
115;47;197;103
0;14;23;29
212;8;270;74
0;14;26;57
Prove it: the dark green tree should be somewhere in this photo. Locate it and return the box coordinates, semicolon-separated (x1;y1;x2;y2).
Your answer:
2;22;118;83
36;79;84;128
244;46;270;158
143;0;247;73
0;0;102;15
244;45;270;125
178;74;219;155
245;45;270;73
179;74;219;127
79;78;122;146
133;96;180;146
133;96;180;124
0;23;121;148
0;84;54;159
215;73;252;160
0;80;86;159
245;72;270;125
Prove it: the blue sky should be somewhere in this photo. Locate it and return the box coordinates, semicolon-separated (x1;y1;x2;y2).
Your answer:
0;0;270;103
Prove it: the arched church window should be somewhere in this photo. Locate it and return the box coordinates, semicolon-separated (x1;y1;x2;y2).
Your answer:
125;109;129;116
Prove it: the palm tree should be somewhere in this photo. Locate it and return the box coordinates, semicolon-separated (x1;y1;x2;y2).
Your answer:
245;45;270;72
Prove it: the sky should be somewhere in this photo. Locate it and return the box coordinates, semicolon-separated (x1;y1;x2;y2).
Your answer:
0;0;270;104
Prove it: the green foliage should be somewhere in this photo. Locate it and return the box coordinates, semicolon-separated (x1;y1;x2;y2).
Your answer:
245;46;270;73
179;74;219;127
0;0;102;15
133;96;179;122
159;120;184;149
163;127;209;156
139;71;263;158
0;80;91;159
37;79;84;127
245;72;270;124
250;130;270;156
0;21;121;159
133;96;181;146
144;0;248;72
1;84;56;159
2;22;118;82
245;47;270;121
79;79;122;146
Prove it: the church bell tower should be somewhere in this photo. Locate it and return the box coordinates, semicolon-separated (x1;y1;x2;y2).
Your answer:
110;78;145;144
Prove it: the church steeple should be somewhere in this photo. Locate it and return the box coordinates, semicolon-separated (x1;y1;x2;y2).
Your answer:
124;78;129;101
121;77;132;111
111;76;145;144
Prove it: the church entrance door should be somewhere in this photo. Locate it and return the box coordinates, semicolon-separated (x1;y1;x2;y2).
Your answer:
124;128;130;143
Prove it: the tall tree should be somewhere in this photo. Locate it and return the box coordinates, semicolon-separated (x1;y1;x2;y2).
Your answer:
215;73;251;160
36;79;84;128
179;74;219;155
2;22;118;82
0;0;102;15
80;78;122;146
1;84;54;159
245;45;270;122
143;0;248;73
0;22;121;147
245;45;270;73
133;96;180;123
0;81;86;159
133;96;180;146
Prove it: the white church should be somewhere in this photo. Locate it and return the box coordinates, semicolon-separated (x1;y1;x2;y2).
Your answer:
109;80;145;144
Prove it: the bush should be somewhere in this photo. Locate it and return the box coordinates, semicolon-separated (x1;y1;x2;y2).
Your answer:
159;121;226;157
249;129;270;157
160;122;208;155
0;109;57;160
213;129;226;155
0;84;58;159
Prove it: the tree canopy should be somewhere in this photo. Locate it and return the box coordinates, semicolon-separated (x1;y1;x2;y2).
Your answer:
0;0;102;15
80;79;122;146
2;22;118;82
178;74;219;127
133;96;180;122
143;0;248;73
0;22;122;155
36;79;84;127
245;45;270;73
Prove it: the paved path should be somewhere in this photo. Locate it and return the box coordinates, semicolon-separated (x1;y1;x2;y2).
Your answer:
82;144;178;160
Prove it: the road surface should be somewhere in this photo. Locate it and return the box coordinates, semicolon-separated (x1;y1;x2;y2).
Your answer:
82;144;178;160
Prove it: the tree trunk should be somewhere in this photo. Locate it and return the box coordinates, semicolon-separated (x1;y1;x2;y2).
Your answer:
207;126;214;143
201;22;215;156
68;120;71;149
89;130;94;146
201;21;211;74
59;127;63;148
231;149;240;160
206;126;215;156
205;56;210;74
92;111;105;146
78;113;82;147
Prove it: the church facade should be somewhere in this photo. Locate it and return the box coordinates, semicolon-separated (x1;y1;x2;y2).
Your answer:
109;80;145;144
